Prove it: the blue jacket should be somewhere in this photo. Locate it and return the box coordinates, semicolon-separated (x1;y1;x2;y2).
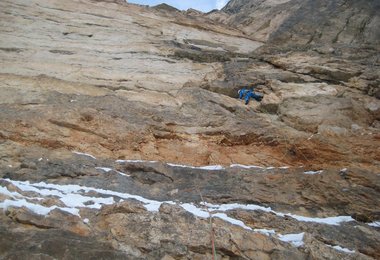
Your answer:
238;88;247;99
244;88;263;104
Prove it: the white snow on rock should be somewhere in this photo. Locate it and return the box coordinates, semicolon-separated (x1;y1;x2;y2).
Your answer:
278;232;305;247
0;179;174;216
117;159;157;163
59;193;115;209
0;186;23;198
0;198;80;216
198;165;224;170
0;154;366;253
117;159;289;171
166;163;224;170
230;164;264;169
328;245;355;254
202;202;354;225
253;228;276;236
304;170;323;175
229;164;289;170
203;202;272;213
115;171;130;177
170;163;289;170
180;203;210;218
0;177;358;250
95;167;113;172
368;221;380;227
180;203;251;230
0;178;354;228
95;167;130;177
282;214;354;225
213;212;252;230
73;151;96;159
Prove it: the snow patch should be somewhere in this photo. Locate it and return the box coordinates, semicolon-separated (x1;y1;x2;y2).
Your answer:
328;245;355;254
0;199;80;216
203;202;272;213
117;159;289;171
73;151;96;159
180;203;209;218
95;167;130;177
198;165;224;170
143;201;164;212
230;164;263;169
283;214;354;225
59;193;115;209
1;179;173;214
368;221;380;227
1;179;355;226
115;171;130;177
0;175;355;247
254;228;276;235
278;232;304;247
116;159;157;163
213;212;252;230
304;170;323;175
0;186;23;198
180;203;252;230
228;164;289;170
203;202;353;225
167;163;224;170
95;167;112;172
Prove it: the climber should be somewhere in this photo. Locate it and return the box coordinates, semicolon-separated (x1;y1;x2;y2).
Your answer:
244;87;263;105
238;87;247;99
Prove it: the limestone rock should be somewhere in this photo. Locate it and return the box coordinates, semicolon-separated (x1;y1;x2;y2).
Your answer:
214;0;380;49
0;0;379;259
279;95;373;133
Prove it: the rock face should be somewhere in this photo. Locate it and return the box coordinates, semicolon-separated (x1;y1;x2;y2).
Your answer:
213;0;380;48
0;0;379;259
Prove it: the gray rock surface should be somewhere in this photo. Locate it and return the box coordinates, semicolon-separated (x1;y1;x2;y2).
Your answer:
212;0;380;49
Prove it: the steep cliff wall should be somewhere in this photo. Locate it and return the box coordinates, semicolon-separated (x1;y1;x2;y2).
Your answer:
0;0;379;259
210;0;380;49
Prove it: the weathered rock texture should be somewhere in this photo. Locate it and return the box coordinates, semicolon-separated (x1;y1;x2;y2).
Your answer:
211;0;380;47
0;0;379;259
